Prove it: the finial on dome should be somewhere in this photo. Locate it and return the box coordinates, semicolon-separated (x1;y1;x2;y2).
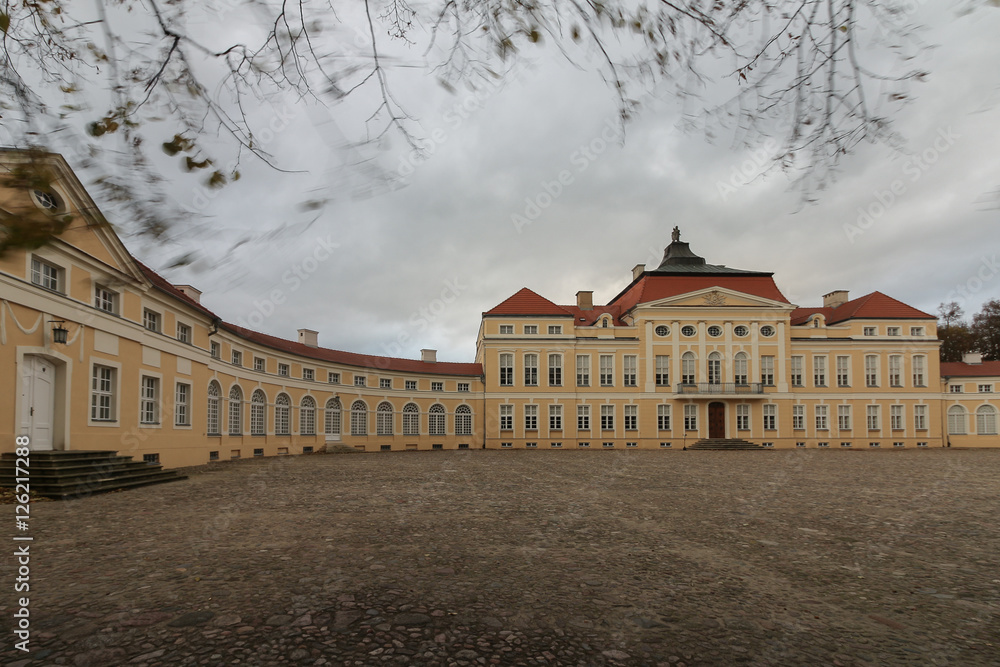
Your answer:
671;226;681;243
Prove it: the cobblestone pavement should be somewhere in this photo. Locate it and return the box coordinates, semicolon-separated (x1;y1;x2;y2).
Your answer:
3;449;999;666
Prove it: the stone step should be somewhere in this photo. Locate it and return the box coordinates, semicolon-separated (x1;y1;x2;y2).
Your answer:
689;438;765;450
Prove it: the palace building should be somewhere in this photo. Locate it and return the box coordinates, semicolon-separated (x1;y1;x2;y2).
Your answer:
2;150;998;468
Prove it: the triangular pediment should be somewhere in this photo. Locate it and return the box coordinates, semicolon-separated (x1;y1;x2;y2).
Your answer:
639;287;796;310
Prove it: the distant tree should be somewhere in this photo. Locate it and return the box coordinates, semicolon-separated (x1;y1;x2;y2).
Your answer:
971;299;1000;361
938;302;974;363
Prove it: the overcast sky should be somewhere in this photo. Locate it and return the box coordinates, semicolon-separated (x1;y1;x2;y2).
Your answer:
107;2;1000;363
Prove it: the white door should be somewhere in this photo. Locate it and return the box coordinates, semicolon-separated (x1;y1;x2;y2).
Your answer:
19;356;55;451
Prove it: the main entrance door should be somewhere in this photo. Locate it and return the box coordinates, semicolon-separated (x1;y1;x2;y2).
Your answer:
20;356;55;451
708;402;726;439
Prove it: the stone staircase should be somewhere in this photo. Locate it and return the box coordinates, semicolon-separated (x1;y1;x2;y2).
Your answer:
322;443;363;454
0;450;187;500
688;438;765;451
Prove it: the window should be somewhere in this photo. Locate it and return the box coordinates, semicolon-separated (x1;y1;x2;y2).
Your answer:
865;355;879;387
228;385;243;435
655;325;670;337
763;404;776;431
524;354;538;386
524;325;538;335
548;325;562;335
251;390;266;435
976;405;997;435
864;326;877;336
499;404;513;430
599;355;614;387
604;442;615;448
275;393;290;435
813;356;826;387
500;325;514;334
548;354;563;386
405;380;417;391
950;384;964;393
577;405;590;430
979;384;993;393
948;405;968;435
377;402;393;436
94;284;118;314
303;369;315;381
456;405;472;435
681;325;696;337
576;355;590;387
790;356;803;386
30;257;61;292
734;325;749;337
175;383;191;426
325;398;342;436
707;352;722;385
815;405;828;431
759;325;775;337
300;396;316;435
379;378;391;389
623;355;637;387
707;325;722;337
866;405;880;431
838;405;851;431
600;405;614;431
736;404;749;430
458;382;470;392
760;356;774;386
211;341;221;359
683;404;698;431
328;371;340;384
912;356;926;387
431;381;444;392
350;400;368;435
403;403;419;435
524;405;538;431
499;353;514;386
914;404;927;430
143;453;160;464
734;353;748;385
524;442;537;449
910;327;925;336
657;404;671;431
254;448;264;457
886;326;901;336
254;357;265;372
91;365;116;421
888;355;902;387
354;375;366;387
682;352;696;384
31;188;62;211
549;404;563;430
890;405;903;430
836;356;850;387
654;355;670;386
207;381;221;434
792;405;804;430
624;405;637;431
138;376;159;424
231;350;242;367
143;309;161;332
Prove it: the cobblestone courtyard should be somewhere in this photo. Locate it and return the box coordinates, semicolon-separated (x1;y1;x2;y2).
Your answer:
3;449;999;666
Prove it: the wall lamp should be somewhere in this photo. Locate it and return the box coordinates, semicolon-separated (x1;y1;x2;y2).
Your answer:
51;320;69;345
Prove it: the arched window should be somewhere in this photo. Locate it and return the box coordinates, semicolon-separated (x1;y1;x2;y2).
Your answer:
251;389;267;436
976;405;997;435
734;352;748;385
351;400;368;436
947;405;967;435
207;381;221;435
681;352;696;385
325;398;341;436
429;404;446;436
403;403;420;436
300;396;316;435
377;401;394;436
275;393;290;435
455;404;472;435
707;352;722;385
228;385;243;435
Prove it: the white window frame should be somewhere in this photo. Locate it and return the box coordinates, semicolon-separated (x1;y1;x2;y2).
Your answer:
890;404;903;430
734;353;748;385
867;405;880;431
300;396;316;435
792;405;804;430
140;376;160;425
524;404;538;431
376;401;393;436
549;404;563;431
600;404;614;431
143;308;161;333
548;354;563;387
736;404;750;431
499;325;514;334
90;364;118;422
865;355;879;388
681;352;696;385
763;404;776;431
914;404;927;430
912;356;925;387
328;371;341;384
402;403;419;435
250;389;266;436
599;355;614;387
657;404;671;431
947;405;966;435
275;393;291;435
30;256;62;292
499;353;514;386
623;355;637;387
655;355;670;386
888;355;902;387
624;404;637;431
815;405;828;431
813;355;827;387
253;357;266;372
524;353;539;386
760;355;775;386
548;325;562;335
836;356;850;387
576;355;590;387
976;405;997;435
175;382;191;427
577;405;590;431
350;400;368;436
683;404;698;431
790;355;803;386
94;284;119;314
499;404;513;431
838;405;851;431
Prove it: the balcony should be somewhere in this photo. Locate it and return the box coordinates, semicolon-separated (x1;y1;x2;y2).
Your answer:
678;382;765;396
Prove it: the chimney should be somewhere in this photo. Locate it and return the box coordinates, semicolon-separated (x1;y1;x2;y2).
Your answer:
823;290;849;309
297;329;318;347
421;349;437;363
963;352;983;365
176;285;202;304
576;291;594;310
632;264;645;281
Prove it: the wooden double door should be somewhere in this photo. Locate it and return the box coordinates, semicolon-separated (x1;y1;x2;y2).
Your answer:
708;402;726;439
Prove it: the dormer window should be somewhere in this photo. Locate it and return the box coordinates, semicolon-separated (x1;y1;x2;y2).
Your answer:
31;189;65;213
602;318;609;328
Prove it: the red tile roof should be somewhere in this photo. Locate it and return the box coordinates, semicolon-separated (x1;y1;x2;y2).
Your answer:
610;275;791;313
559;304;626;327
485;287;574;317
941;361;1000;378
790;292;934;325
135;259;219;320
